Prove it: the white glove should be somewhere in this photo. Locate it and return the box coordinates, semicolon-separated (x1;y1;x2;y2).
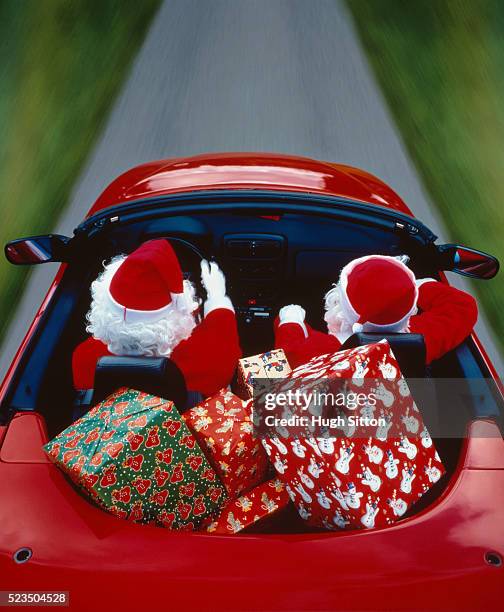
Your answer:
278;304;308;338
200;260;234;315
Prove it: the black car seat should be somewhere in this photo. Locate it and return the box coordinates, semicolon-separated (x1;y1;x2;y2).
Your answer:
73;356;188;418
340;332;426;379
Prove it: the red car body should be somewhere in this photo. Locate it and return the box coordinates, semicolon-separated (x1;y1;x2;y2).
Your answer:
1;153;503;610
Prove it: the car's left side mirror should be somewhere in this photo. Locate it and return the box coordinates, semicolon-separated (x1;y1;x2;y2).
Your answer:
4;234;71;265
437;243;499;279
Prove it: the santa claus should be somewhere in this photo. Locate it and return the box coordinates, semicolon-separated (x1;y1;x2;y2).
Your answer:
72;239;241;397
275;254;478;368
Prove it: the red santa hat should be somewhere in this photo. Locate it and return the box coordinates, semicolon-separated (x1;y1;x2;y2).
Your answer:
338;255;418;334
106;239;184;323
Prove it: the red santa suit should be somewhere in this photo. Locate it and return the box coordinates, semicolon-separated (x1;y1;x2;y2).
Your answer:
275;255;477;368
72;240;241;398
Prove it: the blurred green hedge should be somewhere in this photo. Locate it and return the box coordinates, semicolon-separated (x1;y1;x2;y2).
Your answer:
0;0;160;344
348;0;504;356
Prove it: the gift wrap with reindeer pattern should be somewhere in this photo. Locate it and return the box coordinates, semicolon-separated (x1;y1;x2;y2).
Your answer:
202;478;290;534
183;389;269;498
262;341;445;530
43;388;227;530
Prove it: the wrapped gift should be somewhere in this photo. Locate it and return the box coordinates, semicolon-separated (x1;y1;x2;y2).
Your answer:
262;341;445;530
202;478;290;534
237;349;291;399
183;389;269;497
44;388;227;530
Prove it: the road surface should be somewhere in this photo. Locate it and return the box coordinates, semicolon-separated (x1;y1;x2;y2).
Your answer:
2;0;502;377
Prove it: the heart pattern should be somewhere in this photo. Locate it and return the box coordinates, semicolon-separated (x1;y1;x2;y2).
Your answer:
43;388;227;530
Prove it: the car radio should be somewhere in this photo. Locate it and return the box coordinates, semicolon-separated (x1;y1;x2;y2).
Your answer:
222;233;285;350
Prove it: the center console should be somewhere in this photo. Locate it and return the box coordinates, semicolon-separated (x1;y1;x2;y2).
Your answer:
222;233;286;352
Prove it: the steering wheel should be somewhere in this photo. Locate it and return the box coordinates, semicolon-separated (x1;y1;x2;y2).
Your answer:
164;236;208;304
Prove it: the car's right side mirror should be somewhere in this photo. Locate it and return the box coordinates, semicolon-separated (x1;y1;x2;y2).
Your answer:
437;244;499;279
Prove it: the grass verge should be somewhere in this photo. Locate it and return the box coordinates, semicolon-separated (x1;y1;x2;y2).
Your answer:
346;0;504;356
0;0;160;345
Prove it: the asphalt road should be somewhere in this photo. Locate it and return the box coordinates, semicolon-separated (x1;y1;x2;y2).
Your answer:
2;0;502;377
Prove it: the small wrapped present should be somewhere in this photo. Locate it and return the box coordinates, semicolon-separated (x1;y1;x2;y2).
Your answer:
237;349;291;399
202;478;290;534
262;341;445;530
183;389;269;497
44;388;227;530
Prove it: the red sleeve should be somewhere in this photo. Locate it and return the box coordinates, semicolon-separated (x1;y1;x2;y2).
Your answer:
72;337;111;390
409;281;478;364
171;308;241;397
274;319;341;369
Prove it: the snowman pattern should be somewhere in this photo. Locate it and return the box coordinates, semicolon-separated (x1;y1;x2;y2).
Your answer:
297;466;315;489
360;402;376;421
384;449;400;479
273;455;288;475
396;435;418;460
387;490;408;517
335;441;355;474
358;464;382;493
362;438;384;464
376;411;393;441
400;462;416;494
316;488;333;509
351;358;369;387
297;501;311;521
294;482;312;504
333;509;350;529
270;437;288;455
291;439;307;458
424;459;442;483
343;482;363;509
317;436;336;455
401;412;420;434
420;428;433;448
360;495;380;529
329;486;349;511
377;355;398;380
374;383;395;408
398;377;410;397
263;343;443;533
307;456;325;479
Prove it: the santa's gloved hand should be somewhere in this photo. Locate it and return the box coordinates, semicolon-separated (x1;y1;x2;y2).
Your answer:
200;260;234;316
278;304;308;338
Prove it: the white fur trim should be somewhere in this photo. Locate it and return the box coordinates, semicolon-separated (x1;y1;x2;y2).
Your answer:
278;304;308;338
339;255;418;329
105;289;184;324
204;295;234;316
416;278;437;288
278;318;308;338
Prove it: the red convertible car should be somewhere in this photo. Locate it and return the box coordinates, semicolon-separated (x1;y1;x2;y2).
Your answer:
1;153;503;610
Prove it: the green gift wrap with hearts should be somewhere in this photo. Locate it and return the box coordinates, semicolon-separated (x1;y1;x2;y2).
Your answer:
44;387;228;530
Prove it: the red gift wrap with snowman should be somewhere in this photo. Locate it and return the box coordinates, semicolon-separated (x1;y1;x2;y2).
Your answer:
274;254;478;368
72;239;241;398
261;340;446;530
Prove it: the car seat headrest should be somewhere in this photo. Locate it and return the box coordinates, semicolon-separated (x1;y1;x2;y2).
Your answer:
340;332;426;379
93;355;188;411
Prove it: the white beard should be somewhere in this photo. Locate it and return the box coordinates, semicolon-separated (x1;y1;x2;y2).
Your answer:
86;256;198;357
324;284;355;343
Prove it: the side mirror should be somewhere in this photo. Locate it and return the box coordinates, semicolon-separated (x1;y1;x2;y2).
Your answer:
437;244;499;279
4;234;71;265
